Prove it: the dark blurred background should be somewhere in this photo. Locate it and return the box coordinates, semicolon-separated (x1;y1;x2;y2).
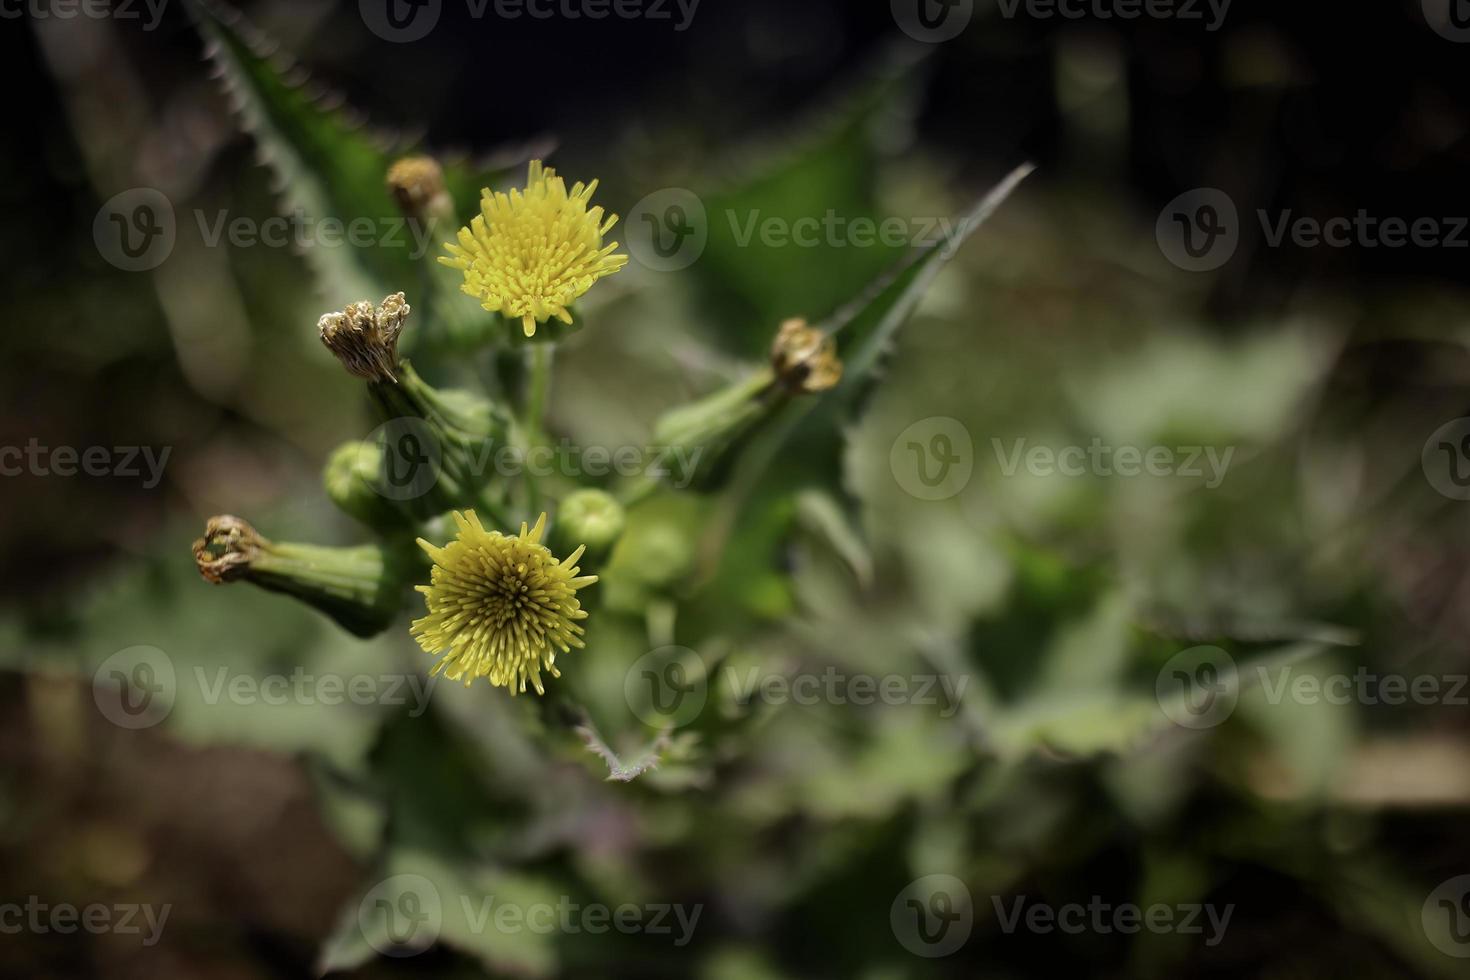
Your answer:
5;1;1470;978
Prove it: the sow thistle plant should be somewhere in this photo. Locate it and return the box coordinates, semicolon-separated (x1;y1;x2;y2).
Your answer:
194;157;854;714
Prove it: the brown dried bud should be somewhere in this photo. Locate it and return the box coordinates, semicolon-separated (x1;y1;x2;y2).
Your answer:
771;317;842;394
318;292;410;382
193;515;267;584
386;156;451;221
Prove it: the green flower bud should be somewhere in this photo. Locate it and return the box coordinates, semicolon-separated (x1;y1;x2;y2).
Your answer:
650;368;777;491
317;293;514;525
645;316;843;492
323;441;414;532
193;516;423;637
367;360;514;522
554;489;625;556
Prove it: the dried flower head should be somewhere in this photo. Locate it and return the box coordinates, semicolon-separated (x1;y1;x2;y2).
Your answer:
386;156;448;218
411;511;598;694
771;317;843;393
193;515;265;583
439;161;628;338
318;292;411;382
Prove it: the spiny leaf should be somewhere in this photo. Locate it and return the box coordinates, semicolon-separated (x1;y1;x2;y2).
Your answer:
186;0;544;311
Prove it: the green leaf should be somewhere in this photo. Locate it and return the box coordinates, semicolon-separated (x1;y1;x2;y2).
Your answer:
689;47;932;357
186;0;539;332
693;165;1036;596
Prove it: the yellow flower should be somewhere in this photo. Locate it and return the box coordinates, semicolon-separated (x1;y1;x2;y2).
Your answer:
440;161;629;338
411;511;597;694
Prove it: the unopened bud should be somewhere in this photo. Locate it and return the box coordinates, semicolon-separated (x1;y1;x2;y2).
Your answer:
193;515;420;637
555;489;625;556
386;156;452;223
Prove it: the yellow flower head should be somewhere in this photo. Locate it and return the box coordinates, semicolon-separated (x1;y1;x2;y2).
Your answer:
411;511;597;694
439;161;629;338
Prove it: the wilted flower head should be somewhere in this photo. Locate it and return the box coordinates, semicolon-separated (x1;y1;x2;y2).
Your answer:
411;510;598;694
439;161;628;338
318;292;411;382
771;317;842;393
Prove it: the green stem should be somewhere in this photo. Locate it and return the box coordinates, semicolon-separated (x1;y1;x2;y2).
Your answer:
526;343;554;448
524;343;555;517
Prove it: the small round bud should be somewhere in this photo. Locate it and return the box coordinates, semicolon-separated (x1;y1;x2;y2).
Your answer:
556;489;625;554
323;441;411;531
386;156;451;221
